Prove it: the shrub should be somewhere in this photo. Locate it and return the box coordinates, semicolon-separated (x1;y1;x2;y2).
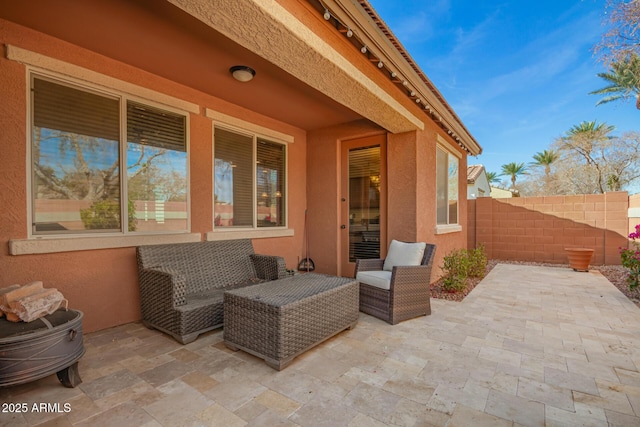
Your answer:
467;244;488;278
441;245;488;293
621;224;640;291
441;248;470;293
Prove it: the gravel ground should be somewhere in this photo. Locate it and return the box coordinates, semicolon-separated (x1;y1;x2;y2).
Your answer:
431;259;640;307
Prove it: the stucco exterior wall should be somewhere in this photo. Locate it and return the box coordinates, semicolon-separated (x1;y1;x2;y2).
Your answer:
428;135;468;281
307;120;384;275
0;20;307;333
307;117;469;282
386;131;419;242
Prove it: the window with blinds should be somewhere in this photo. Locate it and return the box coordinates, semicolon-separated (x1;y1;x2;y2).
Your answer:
126;101;188;232
214;127;287;229
214;128;253;227
436;146;459;225
30;74;189;235
257;139;286;227
32;77;121;234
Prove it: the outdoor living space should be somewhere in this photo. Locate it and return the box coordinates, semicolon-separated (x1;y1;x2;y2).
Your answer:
2;1;640;426
4;263;640;427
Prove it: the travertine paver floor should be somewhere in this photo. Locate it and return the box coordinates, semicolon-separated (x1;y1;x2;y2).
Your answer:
3;264;640;426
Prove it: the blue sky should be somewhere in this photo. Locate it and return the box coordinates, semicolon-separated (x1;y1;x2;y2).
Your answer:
367;0;638;179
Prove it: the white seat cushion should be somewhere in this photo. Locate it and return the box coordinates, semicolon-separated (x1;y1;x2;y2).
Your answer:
356;270;392;290
383;240;426;271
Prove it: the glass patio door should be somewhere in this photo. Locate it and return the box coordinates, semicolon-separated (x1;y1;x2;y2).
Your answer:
340;135;386;277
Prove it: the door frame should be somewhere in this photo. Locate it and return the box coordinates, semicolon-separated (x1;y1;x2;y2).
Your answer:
339;134;387;277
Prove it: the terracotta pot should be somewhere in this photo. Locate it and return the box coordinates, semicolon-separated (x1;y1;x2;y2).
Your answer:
565;248;594;272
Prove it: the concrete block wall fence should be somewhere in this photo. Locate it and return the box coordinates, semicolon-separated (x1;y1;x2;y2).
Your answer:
467;191;631;265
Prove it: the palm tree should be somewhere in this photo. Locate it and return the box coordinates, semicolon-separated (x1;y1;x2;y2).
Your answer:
561;120;615;193
486;171;500;184
531;149;559;177
563;121;615;160
565;120;615;136
590;54;640;110
500;162;527;189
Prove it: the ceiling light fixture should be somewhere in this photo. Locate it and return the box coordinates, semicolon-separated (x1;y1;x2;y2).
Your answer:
230;65;256;82
346;28;353;37
377;61;384;68
323;9;331;20
361;45;367;54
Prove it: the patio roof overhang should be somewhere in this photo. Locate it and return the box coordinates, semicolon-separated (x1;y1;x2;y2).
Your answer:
166;0;424;134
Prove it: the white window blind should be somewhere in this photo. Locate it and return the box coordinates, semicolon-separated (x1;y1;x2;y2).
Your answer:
214;127;287;229
127;101;186;152
214;128;254;227
33;78;120;141
257;138;286;227
31;75;189;235
32;77;121;234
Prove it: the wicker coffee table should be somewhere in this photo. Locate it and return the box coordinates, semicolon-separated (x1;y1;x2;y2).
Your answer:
223;273;358;370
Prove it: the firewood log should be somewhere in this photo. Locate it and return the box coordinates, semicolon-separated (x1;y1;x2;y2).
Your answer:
0;284;21;319
9;288;64;322
5;312;20;322
0;281;43;309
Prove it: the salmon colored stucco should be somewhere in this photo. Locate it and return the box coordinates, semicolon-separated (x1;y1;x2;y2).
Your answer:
0;0;480;334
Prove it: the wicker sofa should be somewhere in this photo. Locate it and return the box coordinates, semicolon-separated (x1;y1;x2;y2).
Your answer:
136;239;287;344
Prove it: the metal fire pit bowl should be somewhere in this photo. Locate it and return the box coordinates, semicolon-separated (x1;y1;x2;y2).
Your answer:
0;309;85;388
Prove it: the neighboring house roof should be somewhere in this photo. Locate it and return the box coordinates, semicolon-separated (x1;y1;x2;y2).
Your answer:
467;165;486;184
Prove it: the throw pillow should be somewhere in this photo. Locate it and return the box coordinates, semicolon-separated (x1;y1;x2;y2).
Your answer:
383;240;426;271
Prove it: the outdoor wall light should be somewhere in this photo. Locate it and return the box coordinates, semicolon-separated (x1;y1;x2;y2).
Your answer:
230;66;256;82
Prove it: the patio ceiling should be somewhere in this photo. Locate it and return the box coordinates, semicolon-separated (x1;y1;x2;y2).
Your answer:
0;0;423;132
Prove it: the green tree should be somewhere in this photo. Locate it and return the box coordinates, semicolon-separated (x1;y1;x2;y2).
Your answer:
500;162;528;189
485;171;500;184
531;149;559;177
590;54;640;110
554;120;634;194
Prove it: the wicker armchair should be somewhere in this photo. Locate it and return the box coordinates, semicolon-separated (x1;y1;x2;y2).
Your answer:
136;239;287;344
355;242;436;325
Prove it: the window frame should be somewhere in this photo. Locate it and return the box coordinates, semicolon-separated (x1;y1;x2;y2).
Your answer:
212;123;288;232
435;140;462;234
27;70;192;239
